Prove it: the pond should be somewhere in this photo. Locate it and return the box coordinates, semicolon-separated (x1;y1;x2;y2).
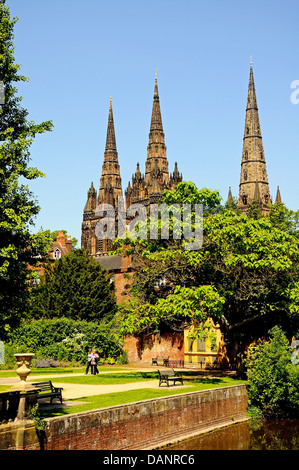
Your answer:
161;419;299;450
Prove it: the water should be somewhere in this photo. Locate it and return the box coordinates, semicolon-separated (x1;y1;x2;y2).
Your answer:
161;419;299;450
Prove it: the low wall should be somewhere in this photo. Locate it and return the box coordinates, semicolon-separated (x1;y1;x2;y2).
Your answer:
0;385;248;450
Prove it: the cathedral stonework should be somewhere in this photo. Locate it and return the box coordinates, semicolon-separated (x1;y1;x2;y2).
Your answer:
234;61;281;214
81;74;182;256
82;64;281;257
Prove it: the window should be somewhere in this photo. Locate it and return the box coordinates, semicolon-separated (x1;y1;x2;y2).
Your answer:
53;248;61;259
197;338;206;351
154;277;166;289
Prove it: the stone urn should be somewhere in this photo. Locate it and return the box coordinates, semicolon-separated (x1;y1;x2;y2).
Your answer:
12;353;35;391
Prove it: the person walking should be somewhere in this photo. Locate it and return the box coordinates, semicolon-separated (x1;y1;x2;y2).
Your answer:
91;349;99;375
84;348;93;375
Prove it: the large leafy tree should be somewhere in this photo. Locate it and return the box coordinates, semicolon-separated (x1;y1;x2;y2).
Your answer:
0;1;53;337
30;249;117;323
116;182;299;370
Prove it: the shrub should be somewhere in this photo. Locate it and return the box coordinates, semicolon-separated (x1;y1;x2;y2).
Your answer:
5;317;122;366
246;326;299;419
34;358;58;368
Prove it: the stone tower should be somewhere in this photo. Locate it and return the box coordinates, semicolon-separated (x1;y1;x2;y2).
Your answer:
81;98;123;256
125;72;182;209
237;60;272;215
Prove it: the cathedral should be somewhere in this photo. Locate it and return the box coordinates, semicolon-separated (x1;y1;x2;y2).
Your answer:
81;62;281;257
81;72;182;256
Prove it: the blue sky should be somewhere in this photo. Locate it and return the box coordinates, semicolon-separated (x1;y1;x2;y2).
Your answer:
8;0;299;244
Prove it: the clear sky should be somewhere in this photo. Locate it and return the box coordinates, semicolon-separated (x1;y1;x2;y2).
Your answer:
8;0;299;244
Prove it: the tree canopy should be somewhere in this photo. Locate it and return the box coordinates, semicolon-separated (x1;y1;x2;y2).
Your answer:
0;1;53;337
30;249;117;323
115;181;299;367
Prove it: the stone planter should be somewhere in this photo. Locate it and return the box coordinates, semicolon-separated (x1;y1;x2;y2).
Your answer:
12;353;35;391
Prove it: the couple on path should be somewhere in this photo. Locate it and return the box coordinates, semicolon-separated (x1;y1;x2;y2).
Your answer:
85;348;99;375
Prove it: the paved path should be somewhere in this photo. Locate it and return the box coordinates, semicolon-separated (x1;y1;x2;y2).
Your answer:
0;368;187;401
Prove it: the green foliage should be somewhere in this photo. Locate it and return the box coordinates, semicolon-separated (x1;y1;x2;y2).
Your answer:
0;1;53;337
28;404;46;431
114;181;299;369
246;326;299;419
6;317;122;364
118;285;225;335
29;249;117;322
162;181;222;215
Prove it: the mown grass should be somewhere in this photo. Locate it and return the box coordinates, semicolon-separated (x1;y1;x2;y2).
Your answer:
39;375;246;418
0;366;135;378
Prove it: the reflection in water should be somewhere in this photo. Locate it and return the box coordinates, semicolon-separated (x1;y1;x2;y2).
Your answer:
161;420;299;450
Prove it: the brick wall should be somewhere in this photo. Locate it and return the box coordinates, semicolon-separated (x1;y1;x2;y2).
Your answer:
0;385;248;450
123;332;184;364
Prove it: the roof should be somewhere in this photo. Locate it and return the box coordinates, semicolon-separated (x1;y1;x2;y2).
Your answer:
95;255;122;271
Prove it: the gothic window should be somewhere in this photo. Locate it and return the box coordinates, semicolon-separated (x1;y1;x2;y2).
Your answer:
260;152;264;160
265;194;269;204
53;248;61;259
188;340;193;352
243;170;248;181
247;126;250;134
244;150;248;160
242;195;248;205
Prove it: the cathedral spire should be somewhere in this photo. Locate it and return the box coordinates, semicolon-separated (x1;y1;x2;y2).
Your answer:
227;187;233;203
150;70;164;133
237;60;271;215
105;97;117;154
98;98;122;206
275;186;282;203
145;71;169;184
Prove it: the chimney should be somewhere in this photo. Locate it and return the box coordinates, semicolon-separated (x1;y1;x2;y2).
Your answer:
66;235;72;252
56;231;66;246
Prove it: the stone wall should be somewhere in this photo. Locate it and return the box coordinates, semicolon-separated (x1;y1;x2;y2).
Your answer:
0;385;248;450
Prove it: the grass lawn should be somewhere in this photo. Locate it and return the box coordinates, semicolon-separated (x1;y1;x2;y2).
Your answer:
34;371;159;385
39;375;246;418
0;366;135;378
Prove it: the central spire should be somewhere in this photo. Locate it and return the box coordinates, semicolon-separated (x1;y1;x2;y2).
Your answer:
145;71;169;183
98;97;122;206
105;97;117;154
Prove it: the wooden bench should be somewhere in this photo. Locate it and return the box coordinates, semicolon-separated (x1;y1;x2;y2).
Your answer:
158;369;183;387
31;381;63;404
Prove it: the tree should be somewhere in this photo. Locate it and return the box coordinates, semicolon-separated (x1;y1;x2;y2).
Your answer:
30;249;117;323
115;182;299;371
0;1;53;338
246;326;299;419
